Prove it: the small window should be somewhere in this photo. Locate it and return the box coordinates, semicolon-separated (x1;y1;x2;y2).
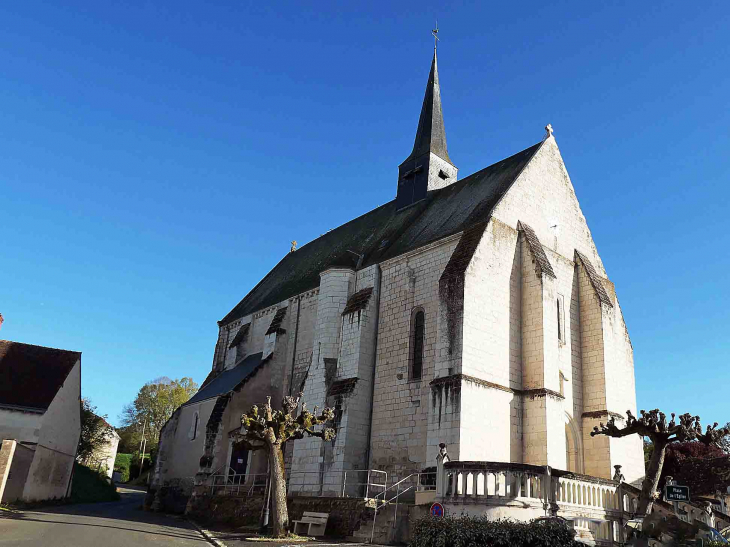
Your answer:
190;411;199;441
411;310;425;380
557;295;566;344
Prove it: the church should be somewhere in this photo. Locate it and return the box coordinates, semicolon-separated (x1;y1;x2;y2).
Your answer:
151;45;645;528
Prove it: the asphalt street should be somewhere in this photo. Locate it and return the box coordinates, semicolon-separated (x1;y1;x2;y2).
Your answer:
0;487;208;547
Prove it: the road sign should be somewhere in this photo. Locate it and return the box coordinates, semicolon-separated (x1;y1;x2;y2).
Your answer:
665;485;690;502
430;502;444;517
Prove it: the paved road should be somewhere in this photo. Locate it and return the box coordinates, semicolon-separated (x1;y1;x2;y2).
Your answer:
0;487;208;547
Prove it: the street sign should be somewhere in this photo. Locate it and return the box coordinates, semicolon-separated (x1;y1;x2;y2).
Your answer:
665;485;690;502
430;502;445;517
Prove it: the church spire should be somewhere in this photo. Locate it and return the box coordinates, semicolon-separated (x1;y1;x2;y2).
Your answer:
396;41;458;210
408;48;451;164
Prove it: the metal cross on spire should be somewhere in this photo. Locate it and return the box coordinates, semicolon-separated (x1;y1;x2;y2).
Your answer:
432;22;439;50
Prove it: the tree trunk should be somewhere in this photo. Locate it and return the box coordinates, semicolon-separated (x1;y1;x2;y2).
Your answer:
638;439;667;516
269;443;289;538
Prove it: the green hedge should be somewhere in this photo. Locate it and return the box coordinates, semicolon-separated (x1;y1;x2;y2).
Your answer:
70;463;120;503
410;515;581;547
114;453;132;483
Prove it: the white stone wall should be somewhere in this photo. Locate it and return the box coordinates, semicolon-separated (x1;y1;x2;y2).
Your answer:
88;431;120;479
285;290;320;397
290;268;355;494
332;266;380;480
23;359;80;501
369;237;460;477
458;381;516;462
0;409;42;444
160;399;216;482
426;153;458;192
491;137;606;275
490;136;641;480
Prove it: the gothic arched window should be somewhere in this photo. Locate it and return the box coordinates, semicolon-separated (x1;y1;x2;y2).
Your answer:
411;310;425;380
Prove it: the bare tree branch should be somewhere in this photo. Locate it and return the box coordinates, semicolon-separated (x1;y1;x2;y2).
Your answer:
591;408;730;519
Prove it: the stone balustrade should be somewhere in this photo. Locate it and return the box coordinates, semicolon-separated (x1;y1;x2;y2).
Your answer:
439;461;547;504
435;450;631;545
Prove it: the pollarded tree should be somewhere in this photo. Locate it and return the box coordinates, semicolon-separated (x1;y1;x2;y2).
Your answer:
235;394;335;538
591;409;729;516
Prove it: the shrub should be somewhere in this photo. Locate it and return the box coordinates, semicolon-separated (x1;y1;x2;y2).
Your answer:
114;453;132;483
70;463;120;503
410;515;581;547
127;453;152;482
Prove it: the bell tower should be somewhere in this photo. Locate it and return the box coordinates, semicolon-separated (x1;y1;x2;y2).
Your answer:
396;48;458;210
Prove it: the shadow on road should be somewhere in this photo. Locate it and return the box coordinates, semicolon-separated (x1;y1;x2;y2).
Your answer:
1;488;205;542
5;515;205;542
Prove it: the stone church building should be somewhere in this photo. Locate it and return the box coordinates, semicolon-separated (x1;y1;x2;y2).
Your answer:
152;48;644;512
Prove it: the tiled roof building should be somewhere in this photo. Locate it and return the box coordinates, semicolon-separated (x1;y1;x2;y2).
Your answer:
0;341;81;503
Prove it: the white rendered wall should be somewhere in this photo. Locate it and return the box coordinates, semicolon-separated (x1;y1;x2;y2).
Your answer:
0;409;42;444
23;359;80;501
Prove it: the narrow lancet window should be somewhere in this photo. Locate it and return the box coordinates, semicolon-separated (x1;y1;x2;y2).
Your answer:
412;310;425;380
190;411;199;441
557;295;566;344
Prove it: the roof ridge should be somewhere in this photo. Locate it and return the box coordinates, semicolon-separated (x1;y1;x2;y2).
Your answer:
0;339;82;356
220;140;545;324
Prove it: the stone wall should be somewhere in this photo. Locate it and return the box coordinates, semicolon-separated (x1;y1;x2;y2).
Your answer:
2;443;34;503
22;359;80;501
370;237;460;478
487;136;642;481
0;440;16;502
186;494;382;540
145;476;194;514
186;494;266;527
291;268;355;494
0;409;42;445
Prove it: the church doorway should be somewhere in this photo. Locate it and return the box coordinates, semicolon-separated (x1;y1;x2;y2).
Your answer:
229;442;249;476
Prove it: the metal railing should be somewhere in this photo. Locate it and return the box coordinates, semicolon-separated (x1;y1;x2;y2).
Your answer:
209;470;269;496
206;468;390;500
341;469;388;499
369;472;437;542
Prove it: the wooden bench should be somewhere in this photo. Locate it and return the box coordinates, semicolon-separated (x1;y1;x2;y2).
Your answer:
292;511;329;536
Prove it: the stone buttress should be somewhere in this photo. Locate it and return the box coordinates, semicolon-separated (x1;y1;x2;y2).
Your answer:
289;266;380;495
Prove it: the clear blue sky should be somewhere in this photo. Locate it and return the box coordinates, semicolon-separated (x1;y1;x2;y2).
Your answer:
1;1;728;428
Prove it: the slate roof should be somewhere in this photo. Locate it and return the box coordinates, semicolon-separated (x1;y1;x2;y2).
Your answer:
0;340;80;412
518;221;556;279
401;50;452;166
440;222;487;283
185;352;265;406
342;287;373;316
228;323;250;349
221;141;543;325
265;308;287;335
575;251;613;307
327;378;358;397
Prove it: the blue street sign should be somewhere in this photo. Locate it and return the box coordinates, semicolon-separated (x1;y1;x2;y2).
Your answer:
430;502;444;517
